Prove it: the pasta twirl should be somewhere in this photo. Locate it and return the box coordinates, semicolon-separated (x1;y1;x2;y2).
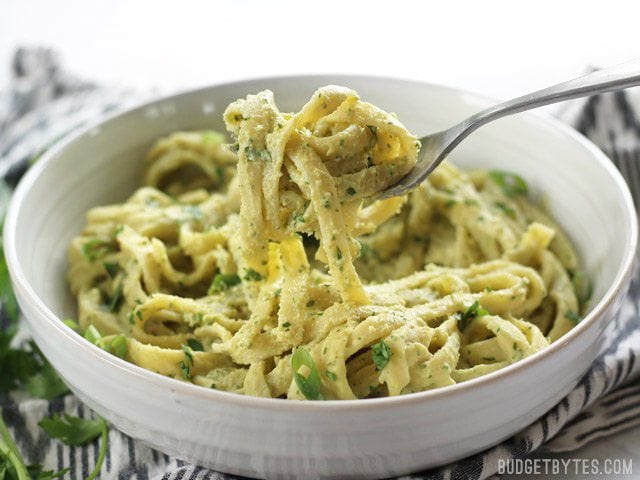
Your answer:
67;86;585;400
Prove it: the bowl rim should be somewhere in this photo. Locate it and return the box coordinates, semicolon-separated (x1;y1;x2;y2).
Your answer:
4;73;638;412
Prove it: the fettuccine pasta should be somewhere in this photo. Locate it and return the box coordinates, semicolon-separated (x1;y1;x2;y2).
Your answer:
67;86;587;400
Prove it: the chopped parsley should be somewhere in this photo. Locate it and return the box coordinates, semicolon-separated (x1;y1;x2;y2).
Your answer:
325;370;337;381
244;146;271;162
569;270;593;306
179;344;194;379
292;212;306;225
81;238;116;262
107;282;124;312
208;273;241;294
103;262;120;279
565;310;581;324
187;338;204;352
488;170;528;197
243;268;263;282
346;187;357;196
494;201;516;218
371;340;392;371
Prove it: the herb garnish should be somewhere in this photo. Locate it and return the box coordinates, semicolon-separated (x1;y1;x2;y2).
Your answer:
243;268;263;282
488;170;528;197
325;370;337;381
291;347;324;400
187;338;204;352
38;414;104;445
38;414;108;480
459;301;489;331
81;238;117;262
564;310;581;324
244;146;271;162
179;344;194;379
371;340;392;371
103;262;120;279
84;326;127;359
208;273;241;294
107;282;124;312
494;201;516;218
569;270;592;306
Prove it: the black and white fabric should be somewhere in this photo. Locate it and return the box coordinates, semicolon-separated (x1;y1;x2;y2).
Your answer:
1;49;639;480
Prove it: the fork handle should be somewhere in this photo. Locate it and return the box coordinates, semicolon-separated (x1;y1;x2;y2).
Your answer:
463;58;640;133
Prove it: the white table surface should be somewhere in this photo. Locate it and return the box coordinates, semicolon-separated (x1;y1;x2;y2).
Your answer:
2;0;639;477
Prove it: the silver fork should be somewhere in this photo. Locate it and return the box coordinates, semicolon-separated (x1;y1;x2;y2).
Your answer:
381;58;640;199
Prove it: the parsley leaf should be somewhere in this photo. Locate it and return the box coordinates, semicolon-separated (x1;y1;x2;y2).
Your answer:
38;414;103;446
0;258;17;324
38;414;108;480
243;268;263;282
494;201;516;218
81;238;116;262
291;347;324;400
103;262;120;279
488;170;528;197
26;362;69;400
208;273;241;294
0;408;31;480
107;282;124;312
371;340;392;371
179;344;194;379
565;310;581;324
27;464;70;479
187;338;204;352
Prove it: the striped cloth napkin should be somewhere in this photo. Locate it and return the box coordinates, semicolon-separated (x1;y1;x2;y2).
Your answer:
1;48;639;480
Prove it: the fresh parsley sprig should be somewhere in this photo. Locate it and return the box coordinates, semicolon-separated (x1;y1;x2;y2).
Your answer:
38;414;108;480
0;414;31;480
0;178;109;479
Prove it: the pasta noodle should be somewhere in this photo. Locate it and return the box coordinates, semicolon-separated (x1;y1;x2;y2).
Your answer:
67;86;585;400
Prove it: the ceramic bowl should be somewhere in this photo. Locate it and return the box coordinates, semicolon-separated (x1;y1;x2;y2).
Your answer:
4;75;637;479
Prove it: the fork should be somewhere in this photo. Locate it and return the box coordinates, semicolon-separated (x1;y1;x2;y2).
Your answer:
381;58;640;199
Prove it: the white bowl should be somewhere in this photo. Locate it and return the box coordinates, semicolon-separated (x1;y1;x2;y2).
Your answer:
4;76;637;479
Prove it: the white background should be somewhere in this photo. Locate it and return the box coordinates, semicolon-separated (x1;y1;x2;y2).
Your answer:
2;0;640;101
2;0;640;477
